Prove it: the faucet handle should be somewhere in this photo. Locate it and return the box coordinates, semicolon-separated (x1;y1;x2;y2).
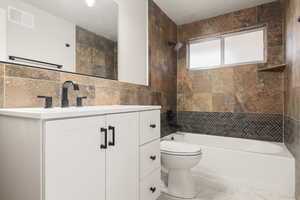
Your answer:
37;96;53;108
76;96;87;107
73;83;80;91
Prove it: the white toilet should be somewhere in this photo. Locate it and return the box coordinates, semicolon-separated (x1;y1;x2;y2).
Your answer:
160;140;202;199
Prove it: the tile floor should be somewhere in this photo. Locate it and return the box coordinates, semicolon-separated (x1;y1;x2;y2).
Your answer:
160;172;295;200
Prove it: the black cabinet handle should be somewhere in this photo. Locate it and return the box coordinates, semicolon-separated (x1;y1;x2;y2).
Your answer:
150;155;156;161
108;126;115;146
9;56;63;69
150;124;156;128
150;187;156;193
37;96;52;108
100;128;108;149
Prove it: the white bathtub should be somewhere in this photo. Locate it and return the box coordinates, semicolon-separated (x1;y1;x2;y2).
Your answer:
163;132;295;199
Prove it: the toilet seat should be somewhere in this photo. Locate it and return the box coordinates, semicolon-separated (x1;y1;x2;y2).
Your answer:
161;141;202;156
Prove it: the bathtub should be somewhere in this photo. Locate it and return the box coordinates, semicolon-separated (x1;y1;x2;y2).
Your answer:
163;132;295;199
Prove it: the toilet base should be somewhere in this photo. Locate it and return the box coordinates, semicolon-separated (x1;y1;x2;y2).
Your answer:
164;169;198;199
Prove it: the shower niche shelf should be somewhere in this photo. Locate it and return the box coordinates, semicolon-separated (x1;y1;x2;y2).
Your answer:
257;64;286;72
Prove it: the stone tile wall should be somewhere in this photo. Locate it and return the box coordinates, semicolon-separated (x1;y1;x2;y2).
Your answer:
177;1;285;114
176;1;285;142
284;0;300;198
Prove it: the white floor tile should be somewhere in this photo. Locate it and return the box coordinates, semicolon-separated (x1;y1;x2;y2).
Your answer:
159;172;295;200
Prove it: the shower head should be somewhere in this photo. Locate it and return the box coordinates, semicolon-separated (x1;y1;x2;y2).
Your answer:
168;41;183;52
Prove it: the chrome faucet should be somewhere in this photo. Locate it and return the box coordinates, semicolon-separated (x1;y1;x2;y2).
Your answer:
61;81;79;108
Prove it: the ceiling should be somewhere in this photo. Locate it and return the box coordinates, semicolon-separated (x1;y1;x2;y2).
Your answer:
22;0;118;41
153;0;276;25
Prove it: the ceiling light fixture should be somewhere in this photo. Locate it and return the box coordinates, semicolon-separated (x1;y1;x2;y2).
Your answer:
86;0;95;7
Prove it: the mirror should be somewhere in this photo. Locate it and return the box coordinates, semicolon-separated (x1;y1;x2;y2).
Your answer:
0;0;118;80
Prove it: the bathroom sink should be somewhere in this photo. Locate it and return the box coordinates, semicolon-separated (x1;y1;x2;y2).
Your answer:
0;105;161;119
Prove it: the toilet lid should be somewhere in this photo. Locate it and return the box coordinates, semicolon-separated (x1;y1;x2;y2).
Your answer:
160;140;202;156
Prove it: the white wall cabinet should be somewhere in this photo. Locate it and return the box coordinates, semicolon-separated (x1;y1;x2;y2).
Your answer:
0;8;6;61
0;106;161;200
115;0;149;85
0;0;76;72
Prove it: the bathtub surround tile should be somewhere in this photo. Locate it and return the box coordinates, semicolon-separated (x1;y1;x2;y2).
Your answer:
177;1;285;115
212;93;236;112
161;112;178;138
178;65;284;115
191;70;212;93
192;93;213;112
210;68;235;94
177;111;283;142
284;116;300;151
176;1;285;144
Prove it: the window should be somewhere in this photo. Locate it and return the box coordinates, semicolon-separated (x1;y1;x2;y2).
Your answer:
189;38;221;68
188;28;266;70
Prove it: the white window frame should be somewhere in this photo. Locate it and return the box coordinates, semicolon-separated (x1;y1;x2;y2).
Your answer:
187;27;267;70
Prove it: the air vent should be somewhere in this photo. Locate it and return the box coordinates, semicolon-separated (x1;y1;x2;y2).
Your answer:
8;6;34;28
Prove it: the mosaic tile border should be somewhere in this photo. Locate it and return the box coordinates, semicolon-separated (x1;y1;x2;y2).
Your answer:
284;115;300;155
161;112;178;138
177;111;283;142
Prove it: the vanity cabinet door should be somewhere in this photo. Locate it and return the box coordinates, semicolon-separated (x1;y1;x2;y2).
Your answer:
106;113;139;200
44;116;106;200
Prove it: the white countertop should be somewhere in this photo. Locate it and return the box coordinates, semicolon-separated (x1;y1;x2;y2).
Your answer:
0;105;161;120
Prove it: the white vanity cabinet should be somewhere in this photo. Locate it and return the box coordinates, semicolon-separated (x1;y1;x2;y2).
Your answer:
45;116;107;200
0;106;161;200
139;110;161;200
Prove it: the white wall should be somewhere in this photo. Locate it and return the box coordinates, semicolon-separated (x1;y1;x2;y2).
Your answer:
0;8;7;61
115;0;149;86
0;0;76;72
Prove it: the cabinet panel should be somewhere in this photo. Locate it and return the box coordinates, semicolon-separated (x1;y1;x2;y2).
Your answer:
140;110;160;145
106;113;139;200
140;169;161;200
44;116;106;200
5;1;75;72
0;8;6;61
140;139;161;179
